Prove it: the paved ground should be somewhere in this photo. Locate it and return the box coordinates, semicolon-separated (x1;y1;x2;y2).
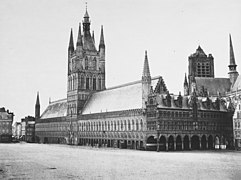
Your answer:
0;143;241;180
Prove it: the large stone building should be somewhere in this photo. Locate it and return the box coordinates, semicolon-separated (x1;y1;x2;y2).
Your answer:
35;8;235;151
0;107;14;143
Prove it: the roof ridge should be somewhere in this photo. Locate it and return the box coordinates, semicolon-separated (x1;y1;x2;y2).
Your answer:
50;98;67;104
106;76;161;91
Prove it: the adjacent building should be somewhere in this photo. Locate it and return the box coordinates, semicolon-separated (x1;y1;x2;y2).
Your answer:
0;107;14;143
35;8;235;151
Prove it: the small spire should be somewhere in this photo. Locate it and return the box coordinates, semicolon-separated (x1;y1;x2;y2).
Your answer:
142;50;151;77
76;23;83;47
68;29;74;52
92;30;95;45
36;92;40;106
229;34;236;66
99;25;105;49
85;1;89;17
184;73;188;85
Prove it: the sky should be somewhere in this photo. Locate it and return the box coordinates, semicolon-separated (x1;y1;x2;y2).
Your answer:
0;0;241;122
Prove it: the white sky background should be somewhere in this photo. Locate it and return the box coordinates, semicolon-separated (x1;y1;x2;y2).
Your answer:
0;0;241;122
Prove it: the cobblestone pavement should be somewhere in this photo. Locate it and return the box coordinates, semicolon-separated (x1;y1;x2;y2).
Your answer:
0;143;241;180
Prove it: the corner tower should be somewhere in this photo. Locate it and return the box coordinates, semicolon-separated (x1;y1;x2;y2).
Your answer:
228;34;239;86
67;8;106;118
142;51;151;109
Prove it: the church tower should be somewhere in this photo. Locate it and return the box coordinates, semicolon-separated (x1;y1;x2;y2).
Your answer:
35;92;40;119
142;51;151;109
67;8;106;118
228;34;239;86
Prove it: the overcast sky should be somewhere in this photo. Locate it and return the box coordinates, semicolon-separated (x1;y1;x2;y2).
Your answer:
1;0;241;122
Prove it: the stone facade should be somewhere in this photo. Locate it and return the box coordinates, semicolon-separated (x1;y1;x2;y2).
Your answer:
35;8;235;151
0;107;14;143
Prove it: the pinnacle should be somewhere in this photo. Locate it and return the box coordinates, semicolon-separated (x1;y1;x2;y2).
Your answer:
142;51;151;77
68;29;74;51
77;23;83;46
99;25;105;48
229;34;236;66
36;92;40;106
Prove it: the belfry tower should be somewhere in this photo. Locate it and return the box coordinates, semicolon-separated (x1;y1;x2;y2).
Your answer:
228;34;239;86
67;8;106;118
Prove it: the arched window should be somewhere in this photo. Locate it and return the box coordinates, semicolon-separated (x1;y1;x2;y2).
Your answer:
108;121;110;131
85;57;88;70
136;120;139;131
124;120;126;131
132;120;135;131
114;121;116;131
86;76;89;90
140;119;143;130
128;120;131;130
98;77;101;90
93;57;97;70
93;76;96;90
81;75;84;89
117;121;119;131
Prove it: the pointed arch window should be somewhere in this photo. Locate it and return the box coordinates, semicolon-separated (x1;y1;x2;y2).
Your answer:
86;76;89;90
85;57;88;70
98;77;101;90
81;75;84;89
93;57;97;70
93;76;96;90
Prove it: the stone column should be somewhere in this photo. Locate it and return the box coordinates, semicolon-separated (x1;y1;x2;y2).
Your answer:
181;141;184;150
166;142;168;151
189;141;191;150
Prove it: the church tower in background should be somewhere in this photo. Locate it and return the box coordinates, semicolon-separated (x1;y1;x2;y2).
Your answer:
228;34;239;86
67;8;106;118
35;92;40;119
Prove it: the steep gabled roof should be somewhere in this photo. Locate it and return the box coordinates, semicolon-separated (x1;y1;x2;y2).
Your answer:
82;77;160;114
40;99;67;119
195;77;231;96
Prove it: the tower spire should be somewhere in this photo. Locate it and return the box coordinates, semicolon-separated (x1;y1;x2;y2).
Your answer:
76;23;83;47
99;25;105;49
229;34;236;66
35;92;40;119
68;29;74;52
142;51;151;77
228;34;239;86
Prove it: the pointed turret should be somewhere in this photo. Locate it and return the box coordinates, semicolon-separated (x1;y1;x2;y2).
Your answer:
229;34;236;66
35;92;40;119
142;51;151;77
228;34;239;86
142;51;151;109
92;30;95;45
76;23;83;47
99;25;105;49
184;73;189;96
68;29;74;53
83;8;90;33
